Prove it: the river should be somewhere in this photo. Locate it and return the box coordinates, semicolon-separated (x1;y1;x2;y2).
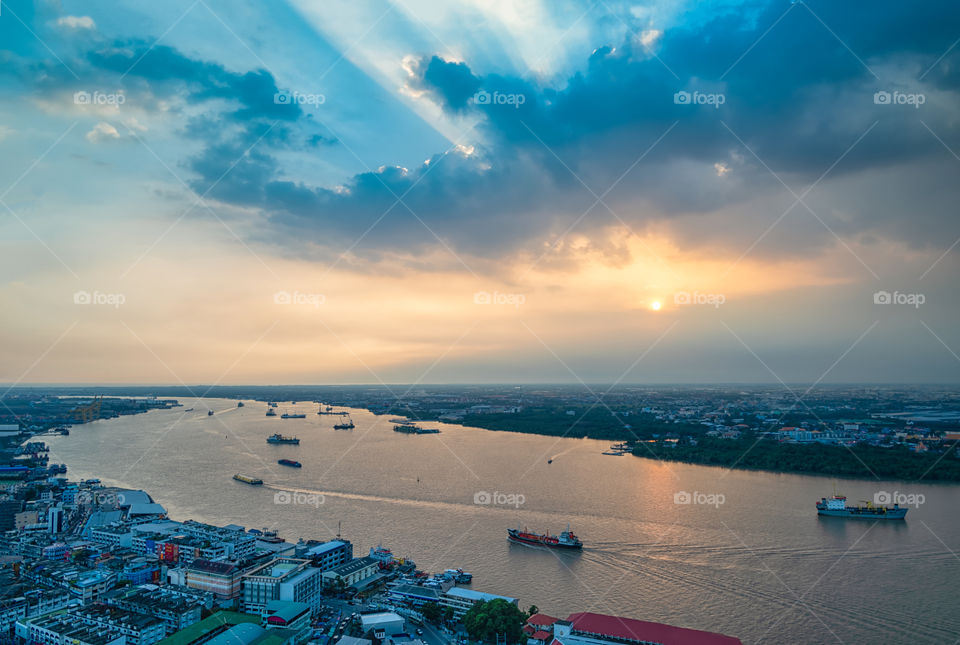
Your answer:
43;398;960;644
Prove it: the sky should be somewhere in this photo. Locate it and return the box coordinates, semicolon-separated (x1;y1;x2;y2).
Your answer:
1;0;959;385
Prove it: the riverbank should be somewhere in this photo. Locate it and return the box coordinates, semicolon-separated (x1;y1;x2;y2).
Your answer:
631;436;960;482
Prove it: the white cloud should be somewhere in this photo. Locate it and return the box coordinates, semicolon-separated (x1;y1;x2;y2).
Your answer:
714;162;731;177
86;122;120;143
57;16;96;30
122;117;148;133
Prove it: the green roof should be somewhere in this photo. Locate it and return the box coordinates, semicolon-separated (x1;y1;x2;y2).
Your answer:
157;611;261;645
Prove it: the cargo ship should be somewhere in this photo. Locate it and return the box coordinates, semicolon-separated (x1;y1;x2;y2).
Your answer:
507;524;582;549
333;418;355;430
393;424;440;434
816;494;907;520
278;458;302;468
281;413;306;419
233;473;263;485
267;433;300;445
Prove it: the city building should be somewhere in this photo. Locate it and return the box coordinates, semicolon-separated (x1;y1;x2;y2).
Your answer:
16;615;125;645
71;606;166;645
552;612;743;645
184;559;244;601
240;558;322;614
440;587;518;620
295;539;353;572
109;587;203;635
262;600;311;632
320;557;378;591
359;612;405;639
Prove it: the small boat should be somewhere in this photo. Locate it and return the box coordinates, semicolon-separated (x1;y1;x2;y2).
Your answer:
207;410;214;416
237;401;245;407
267;433;300;445
547;459;553;464
334;418;355;430
278;458;302;468
266;409;277;417
233;473;263;485
601;451;624;456
184;408;194;412
281;413;306;419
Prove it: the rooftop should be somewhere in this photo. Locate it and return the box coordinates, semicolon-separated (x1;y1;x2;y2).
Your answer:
444;587;517;603
156;611;260;645
566;612;742;645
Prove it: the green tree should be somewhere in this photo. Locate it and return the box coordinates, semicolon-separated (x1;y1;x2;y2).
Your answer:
444;606;456;624
421;602;443;624
526;605;539;619
463;599;525;644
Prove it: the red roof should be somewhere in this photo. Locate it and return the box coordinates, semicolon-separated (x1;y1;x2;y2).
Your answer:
523;626;536;635
532;631;552;641
528;614;559;627
566;612;742;645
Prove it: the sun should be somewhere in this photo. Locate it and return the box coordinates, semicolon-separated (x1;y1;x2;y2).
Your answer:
651;300;662;311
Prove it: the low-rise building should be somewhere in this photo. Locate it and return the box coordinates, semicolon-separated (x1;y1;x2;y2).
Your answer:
552;612;742;645
109;587;203;635
16;614;126;645
359;612;404;639
71;605;166;645
320;557;378;591
439;587;518;619
262;600;311;632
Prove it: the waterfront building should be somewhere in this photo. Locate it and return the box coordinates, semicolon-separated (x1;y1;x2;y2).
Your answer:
240;558;322;615
439;587;518;620
552;612;742;645
294;539;353;572
384;584;440;608
319;557;378;591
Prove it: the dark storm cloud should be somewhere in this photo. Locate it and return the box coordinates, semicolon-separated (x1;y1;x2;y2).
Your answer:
216;0;960;260
4;0;959;261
